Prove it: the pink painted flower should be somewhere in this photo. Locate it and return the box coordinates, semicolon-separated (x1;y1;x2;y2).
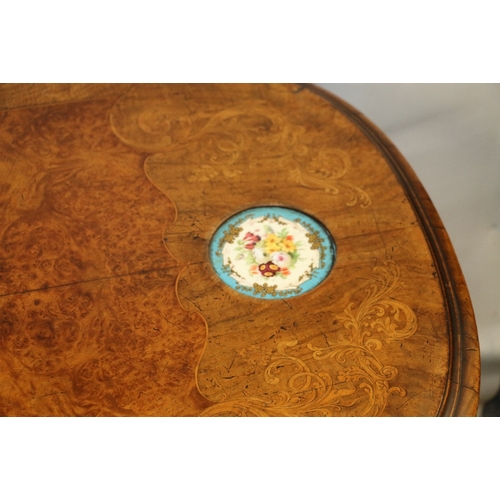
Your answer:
271;251;292;268
243;232;261;249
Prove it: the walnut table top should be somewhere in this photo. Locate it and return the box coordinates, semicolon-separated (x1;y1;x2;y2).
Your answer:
0;84;480;416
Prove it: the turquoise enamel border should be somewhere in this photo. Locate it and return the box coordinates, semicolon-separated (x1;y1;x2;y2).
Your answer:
209;206;336;299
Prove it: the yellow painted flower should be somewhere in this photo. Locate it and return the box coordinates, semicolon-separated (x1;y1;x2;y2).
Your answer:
265;233;281;245
281;239;296;252
265;243;282;253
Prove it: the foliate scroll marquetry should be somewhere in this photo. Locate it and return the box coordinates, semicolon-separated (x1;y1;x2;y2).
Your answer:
110;85;371;210
200;261;417;416
291;148;371;208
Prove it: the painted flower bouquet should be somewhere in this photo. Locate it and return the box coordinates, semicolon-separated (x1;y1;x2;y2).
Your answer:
235;225;303;279
211;207;334;299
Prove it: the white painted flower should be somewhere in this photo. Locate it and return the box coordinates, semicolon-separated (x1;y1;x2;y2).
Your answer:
271;251;292;268
252;247;268;264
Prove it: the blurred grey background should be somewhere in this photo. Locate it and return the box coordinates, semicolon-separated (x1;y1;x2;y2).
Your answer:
316;84;500;413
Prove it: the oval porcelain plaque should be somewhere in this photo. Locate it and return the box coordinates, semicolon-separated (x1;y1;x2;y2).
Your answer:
209;207;336;299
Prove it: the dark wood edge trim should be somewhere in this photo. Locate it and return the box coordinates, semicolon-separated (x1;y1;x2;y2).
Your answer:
304;84;481;416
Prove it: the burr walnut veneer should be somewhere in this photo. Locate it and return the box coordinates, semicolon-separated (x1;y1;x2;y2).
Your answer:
0;84;480;416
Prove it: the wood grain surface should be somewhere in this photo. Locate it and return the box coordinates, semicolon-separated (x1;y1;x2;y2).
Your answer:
0;83;480;416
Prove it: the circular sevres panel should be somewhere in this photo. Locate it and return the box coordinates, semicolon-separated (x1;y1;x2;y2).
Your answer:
209;207;336;299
